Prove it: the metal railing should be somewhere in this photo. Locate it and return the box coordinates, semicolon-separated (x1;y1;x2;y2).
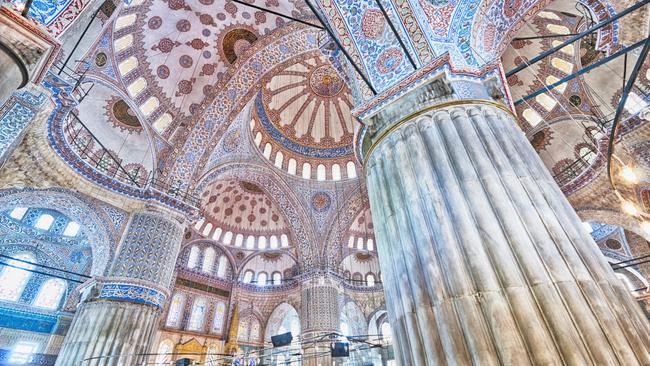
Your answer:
51;60;94;102
63;112;201;207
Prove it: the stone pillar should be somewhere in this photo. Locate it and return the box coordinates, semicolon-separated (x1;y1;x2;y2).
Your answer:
300;274;341;366
361;79;650;365
55;207;185;366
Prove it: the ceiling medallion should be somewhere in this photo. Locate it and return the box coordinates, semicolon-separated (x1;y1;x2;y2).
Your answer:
309;65;344;98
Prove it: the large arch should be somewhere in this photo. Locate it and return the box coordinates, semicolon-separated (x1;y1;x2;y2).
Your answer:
322;183;370;265
162;24;322;189
0;188;115;275
578;208;650;242
264;302;301;342
195;162;316;266
340;300;367;337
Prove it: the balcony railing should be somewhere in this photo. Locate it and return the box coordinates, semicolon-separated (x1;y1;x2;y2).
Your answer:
62;111;200;208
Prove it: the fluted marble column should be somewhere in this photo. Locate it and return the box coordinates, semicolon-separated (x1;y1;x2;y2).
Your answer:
300;274;341;366
362;80;650;365
55;208;185;366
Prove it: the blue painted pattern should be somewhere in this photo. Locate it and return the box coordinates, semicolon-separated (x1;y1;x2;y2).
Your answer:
0;306;58;333
11;0;73;26
99;283;167;309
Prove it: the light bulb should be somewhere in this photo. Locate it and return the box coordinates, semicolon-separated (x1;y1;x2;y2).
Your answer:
622;201;639;216
620;166;639;183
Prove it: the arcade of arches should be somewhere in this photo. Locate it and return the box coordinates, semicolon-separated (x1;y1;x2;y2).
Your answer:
0;0;650;365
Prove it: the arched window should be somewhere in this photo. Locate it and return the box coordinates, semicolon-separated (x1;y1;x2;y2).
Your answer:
258;236;267;249
212;301;226;333
302;163;311;179
63;221;80;237
272;272;282;285
202;223;213;236
346;161;357;178
202;247;215;273
245;236;255;249
0;253;35;301
243;270;254;284
35;214;54;230
33;279;66;310
250;318;261;341
380;322;392;342
332;164;341;181
578;146;597;164
188;297;207;331
257;272;268;286
288;159;297;175
270;236;278;249
212;227;222;241
238;318;250;341
280;234;289;247
216;256;228;278
367;239;374;251
223;231;233;245
187;246;199;269
165;293;184;327
9;207;27;220
340;321;350;336
366;274;375;287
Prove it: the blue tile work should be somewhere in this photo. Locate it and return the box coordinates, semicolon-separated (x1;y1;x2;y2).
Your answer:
10;0;73;26
0;90;46;166
590;223;620;242
0;306;58;334
99;283;167;309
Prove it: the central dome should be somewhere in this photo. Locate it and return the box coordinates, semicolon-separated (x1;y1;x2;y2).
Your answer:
250;53;360;181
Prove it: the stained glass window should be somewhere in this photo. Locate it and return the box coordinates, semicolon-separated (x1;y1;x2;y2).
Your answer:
62;221;80;237
166;293;184;327
0;253;35;301
257;272;267;286
216;256;227;278
202;247;215;273
211;301;226;333
238;319;250;341
34;214;54;230
243;270;254;283
381;322;392;343
188;246;199;269
272;272;282;285
366;274;375;287
250;319;261;341
33;279;66;310
9;207;27;220
188;297;207;331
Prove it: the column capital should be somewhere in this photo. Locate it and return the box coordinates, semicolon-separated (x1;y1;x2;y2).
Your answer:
356;73;511;165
